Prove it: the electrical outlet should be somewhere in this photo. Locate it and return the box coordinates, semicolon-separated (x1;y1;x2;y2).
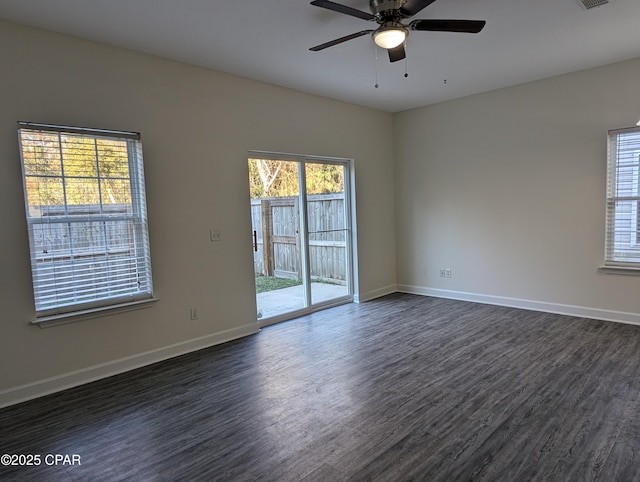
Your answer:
445;268;452;278
210;229;222;242
440;269;446;278
190;307;199;320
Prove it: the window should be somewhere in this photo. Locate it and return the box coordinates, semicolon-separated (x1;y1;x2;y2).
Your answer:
605;126;640;268
18;122;153;321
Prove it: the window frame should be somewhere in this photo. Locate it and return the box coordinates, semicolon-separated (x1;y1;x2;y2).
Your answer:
603;126;640;272
17;122;155;323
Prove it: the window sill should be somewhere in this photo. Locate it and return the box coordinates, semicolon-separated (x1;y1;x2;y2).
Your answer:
32;297;159;328
598;266;640;276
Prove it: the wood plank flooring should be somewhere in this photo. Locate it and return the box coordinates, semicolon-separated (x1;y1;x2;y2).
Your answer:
2;293;640;481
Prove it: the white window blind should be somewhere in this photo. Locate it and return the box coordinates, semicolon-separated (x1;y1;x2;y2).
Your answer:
18;122;153;319
605;126;640;267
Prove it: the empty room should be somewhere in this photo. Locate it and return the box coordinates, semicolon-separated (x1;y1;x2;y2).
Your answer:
1;0;640;480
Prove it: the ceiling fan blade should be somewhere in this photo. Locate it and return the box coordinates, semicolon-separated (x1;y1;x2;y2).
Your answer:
309;30;374;51
398;0;438;18
409;19;486;33
388;44;406;63
310;0;375;21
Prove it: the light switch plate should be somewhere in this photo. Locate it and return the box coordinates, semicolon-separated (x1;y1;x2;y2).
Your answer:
210;229;222;242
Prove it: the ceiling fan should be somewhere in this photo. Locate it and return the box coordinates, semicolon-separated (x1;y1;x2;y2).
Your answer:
309;0;486;63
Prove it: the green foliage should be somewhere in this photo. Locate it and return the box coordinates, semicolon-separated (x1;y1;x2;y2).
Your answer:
248;159;298;198
305;163;344;195
21;130;132;210
248;158;344;199
255;276;340;293
255;276;302;293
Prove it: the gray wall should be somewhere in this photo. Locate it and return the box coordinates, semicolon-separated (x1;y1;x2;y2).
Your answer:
394;58;640;321
0;20;397;405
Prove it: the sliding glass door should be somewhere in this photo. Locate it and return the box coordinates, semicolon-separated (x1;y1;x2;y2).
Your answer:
248;154;352;323
305;163;350;305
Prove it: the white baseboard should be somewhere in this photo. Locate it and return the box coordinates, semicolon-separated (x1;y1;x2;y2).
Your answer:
397;284;640;326
354;284;397;303
0;323;259;409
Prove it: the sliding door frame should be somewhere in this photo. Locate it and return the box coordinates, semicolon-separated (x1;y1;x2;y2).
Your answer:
249;150;356;327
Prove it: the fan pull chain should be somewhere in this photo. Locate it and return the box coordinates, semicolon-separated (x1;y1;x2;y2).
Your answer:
404;40;409;78
374;46;379;88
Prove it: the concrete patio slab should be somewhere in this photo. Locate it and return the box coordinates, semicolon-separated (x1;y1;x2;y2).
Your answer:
256;282;349;320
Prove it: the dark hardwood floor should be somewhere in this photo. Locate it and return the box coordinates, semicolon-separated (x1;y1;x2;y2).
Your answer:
2;293;640;481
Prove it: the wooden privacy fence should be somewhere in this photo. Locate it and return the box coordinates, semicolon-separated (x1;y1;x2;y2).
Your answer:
251;193;347;283
28;204;135;260
26;204;141;307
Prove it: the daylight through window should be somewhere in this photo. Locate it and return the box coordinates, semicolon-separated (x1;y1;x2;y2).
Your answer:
605;126;640;267
18;122;153;319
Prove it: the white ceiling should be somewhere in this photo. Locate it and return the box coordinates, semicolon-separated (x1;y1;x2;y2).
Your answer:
0;0;639;112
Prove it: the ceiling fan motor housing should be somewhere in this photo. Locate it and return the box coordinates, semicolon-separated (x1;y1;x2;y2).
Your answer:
370;0;406;19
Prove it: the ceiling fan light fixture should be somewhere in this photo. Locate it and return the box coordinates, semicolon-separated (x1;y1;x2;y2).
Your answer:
373;24;407;49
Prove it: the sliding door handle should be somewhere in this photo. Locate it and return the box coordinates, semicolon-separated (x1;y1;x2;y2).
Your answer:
253;230;258;252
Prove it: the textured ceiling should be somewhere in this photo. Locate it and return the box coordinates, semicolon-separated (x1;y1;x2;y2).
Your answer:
0;0;639;112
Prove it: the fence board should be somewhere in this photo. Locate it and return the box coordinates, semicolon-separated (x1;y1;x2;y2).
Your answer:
251;194;346;281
